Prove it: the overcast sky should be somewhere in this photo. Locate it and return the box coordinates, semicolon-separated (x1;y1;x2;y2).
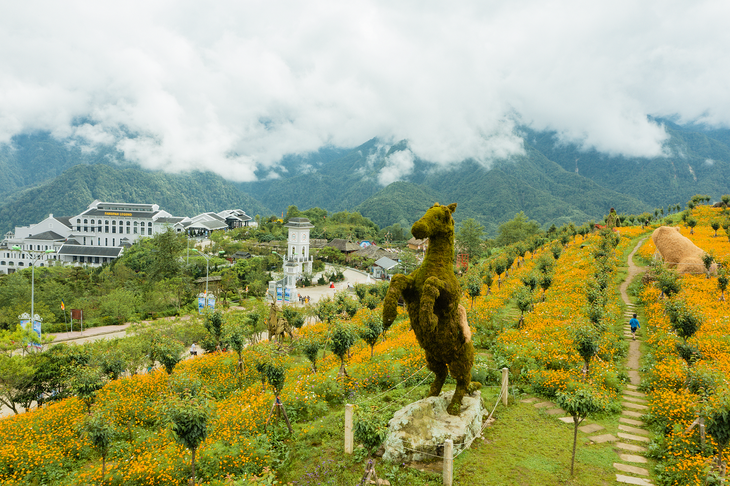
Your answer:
1;0;728;182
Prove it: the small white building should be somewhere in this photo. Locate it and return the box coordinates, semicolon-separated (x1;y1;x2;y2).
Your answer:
269;217;314;302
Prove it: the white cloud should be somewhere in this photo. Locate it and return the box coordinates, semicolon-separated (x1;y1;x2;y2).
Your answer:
378;149;415;185
0;0;728;181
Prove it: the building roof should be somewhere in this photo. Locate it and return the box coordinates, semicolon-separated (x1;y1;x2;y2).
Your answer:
326;238;360;252
218;209;252;222
195;276;223;284
407;237;428;246
55;217;73;229
58;245;123;258
374;257;399;270
231;251;252;259
187;220;228;231
25;231;66;241
154;217;186;225
81;209;162;219
284;217;314;229
353;244;390;260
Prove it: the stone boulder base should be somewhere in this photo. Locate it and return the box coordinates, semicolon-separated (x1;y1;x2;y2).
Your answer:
382;390;484;463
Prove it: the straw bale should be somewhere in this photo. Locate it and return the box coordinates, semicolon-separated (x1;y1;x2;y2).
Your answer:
651;226;717;275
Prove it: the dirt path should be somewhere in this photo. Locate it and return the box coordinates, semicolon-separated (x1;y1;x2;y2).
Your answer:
621;239;647;386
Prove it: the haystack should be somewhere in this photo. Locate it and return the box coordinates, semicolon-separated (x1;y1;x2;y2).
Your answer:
651;226;717;275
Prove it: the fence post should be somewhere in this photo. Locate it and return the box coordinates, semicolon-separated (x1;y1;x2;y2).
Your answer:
501;368;509;407
443;439;453;486
344;403;353;454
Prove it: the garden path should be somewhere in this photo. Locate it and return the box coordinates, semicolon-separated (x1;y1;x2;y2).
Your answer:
615;237;653;486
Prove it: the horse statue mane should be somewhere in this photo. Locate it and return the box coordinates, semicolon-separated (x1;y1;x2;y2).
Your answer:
383;202;479;415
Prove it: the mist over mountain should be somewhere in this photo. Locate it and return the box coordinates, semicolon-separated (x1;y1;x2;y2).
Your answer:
2;119;730;236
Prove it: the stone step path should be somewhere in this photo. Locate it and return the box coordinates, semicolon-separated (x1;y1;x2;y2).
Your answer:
615;238;653;485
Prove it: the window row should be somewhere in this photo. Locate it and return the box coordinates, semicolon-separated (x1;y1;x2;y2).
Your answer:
75;221;153;235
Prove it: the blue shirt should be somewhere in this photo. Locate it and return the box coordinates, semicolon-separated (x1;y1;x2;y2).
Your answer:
629;318;640;329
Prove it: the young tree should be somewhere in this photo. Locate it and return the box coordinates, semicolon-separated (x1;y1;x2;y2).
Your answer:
514;287;533;328
573;327;599;379
464;274;482;309
656;267;681;299
493;259;506;289
711;220;721;237
550;243;562;260
224;323;247;387
167;397;210;486
0;355;36;414
330;322;357;378
360;313;384;358
482;270;494;295
687;216;698;234
152;340;185;374
456;218;485;261
718;271;729;302
666;299;702;343
521;273;539;292
81;411;115;485
204;311;225;349
555;384;608;476
539;272;553;302
298;337;322;373
702;252;715;279
263;363;293;433
70;367;106;413
707;394;730;482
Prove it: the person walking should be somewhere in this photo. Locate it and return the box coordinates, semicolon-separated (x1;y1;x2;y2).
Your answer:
190;342;198;356
629;314;640;340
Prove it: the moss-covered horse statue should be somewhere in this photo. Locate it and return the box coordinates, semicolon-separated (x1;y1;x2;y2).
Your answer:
383;203;480;415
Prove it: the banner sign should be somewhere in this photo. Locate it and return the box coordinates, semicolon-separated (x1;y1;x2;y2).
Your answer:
276;286;283;301
20;319;41;347
207;296;215;310
284;287;291;302
198;296;205;314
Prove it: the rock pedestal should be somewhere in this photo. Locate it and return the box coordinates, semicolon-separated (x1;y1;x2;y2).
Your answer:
382;390;484;463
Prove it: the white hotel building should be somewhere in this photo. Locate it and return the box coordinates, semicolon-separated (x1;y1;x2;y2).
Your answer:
0;200;252;274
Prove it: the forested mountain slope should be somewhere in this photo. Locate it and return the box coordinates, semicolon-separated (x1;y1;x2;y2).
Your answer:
0;164;271;233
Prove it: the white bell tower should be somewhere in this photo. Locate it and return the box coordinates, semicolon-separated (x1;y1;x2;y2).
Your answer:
284;217;314;276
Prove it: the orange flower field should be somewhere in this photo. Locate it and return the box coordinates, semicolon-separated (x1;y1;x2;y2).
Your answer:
640;205;730;485
1;217;707;485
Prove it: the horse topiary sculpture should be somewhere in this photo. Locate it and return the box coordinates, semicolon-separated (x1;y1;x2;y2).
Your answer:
383;203;480;415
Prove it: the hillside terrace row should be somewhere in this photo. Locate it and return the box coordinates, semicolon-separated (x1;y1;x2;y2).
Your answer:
0;200;252;274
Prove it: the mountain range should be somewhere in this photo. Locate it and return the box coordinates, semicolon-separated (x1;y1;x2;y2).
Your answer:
2;119;730;236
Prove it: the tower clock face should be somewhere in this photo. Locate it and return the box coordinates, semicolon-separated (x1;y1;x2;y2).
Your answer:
302;233;308;241
290;233;296;241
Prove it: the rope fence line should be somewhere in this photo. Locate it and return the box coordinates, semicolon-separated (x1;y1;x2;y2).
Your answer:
353;364;429;406
345;366;513;486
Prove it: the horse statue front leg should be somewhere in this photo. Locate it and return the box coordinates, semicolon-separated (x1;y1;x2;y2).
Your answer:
383;274;413;330
420;276;445;333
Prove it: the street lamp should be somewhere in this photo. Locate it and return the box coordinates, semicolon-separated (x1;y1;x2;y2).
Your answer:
192;248;225;303
11;245;55;339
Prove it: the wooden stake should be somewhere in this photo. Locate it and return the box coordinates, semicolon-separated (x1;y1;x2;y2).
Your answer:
443;439;453;486
345;404;353;454
501;368;509;407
